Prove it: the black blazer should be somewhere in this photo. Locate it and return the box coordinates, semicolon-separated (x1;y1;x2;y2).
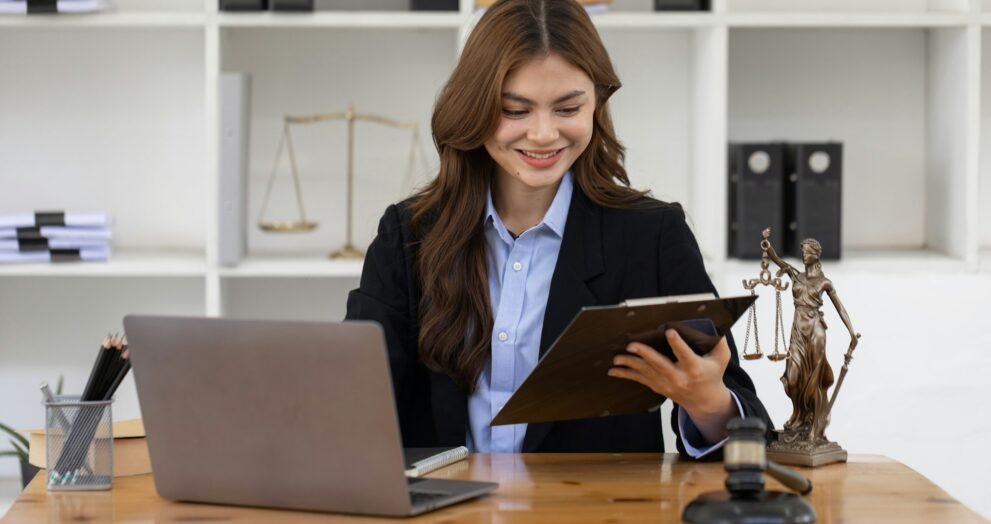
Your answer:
346;187;772;459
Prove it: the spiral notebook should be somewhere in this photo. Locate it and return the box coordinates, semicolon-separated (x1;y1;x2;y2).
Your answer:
403;446;469;478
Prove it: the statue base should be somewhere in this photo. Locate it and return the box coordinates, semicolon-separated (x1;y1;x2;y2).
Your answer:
767;430;847;468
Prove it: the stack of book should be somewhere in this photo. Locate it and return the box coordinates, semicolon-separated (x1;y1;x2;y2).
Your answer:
0;0;110;14
0;212;111;264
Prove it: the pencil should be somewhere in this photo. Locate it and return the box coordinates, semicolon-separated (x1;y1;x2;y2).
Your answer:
56;334;123;479
80;335;112;401
94;336;126;401
102;337;131;401
54;335;111;476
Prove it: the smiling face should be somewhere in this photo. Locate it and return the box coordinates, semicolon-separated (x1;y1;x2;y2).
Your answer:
484;53;596;193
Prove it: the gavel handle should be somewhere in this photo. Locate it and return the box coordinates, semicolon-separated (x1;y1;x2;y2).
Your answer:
766;460;813;495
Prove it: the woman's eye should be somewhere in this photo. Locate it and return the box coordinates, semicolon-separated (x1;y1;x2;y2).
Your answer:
502;109;528;117
557;106;581;115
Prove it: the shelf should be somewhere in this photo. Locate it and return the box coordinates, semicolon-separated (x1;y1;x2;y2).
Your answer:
0;11;205;28
726;12;969;27
214;11;464;29
717;248;969;278
0;252;206;277
0;9;972;30
219;256;364;278
591;12;714;29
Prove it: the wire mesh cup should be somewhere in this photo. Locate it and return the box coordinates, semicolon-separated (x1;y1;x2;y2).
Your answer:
44;396;114;490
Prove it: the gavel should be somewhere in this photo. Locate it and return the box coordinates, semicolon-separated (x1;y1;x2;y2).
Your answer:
682;418;817;524
724;418;812;497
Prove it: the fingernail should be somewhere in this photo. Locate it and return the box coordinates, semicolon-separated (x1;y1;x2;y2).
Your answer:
626;343;637;353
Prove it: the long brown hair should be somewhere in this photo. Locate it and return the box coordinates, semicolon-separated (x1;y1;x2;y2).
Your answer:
410;0;649;393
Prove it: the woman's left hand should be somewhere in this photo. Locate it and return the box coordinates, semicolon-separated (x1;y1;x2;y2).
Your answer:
608;329;737;442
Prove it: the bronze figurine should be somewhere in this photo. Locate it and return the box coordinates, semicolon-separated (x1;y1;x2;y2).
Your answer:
753;228;861;467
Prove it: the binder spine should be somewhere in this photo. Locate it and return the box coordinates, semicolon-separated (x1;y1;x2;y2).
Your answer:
219;73;251;267
270;0;313;11
785;143;843;259
219;0;267;10
410;0;459;10
728;143;785;259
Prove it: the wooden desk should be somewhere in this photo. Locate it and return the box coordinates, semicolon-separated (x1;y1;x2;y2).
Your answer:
2;454;986;523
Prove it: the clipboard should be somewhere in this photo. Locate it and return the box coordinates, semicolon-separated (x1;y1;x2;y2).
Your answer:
490;293;757;426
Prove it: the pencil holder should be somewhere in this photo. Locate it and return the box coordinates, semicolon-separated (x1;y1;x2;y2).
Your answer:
44;396;114;491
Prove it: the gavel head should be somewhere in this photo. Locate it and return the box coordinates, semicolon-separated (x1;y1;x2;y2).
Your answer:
723;417;768;498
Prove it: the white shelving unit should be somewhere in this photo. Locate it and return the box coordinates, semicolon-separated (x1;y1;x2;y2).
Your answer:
2;0;990;519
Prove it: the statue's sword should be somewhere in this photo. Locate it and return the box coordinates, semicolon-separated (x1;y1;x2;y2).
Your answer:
825;333;862;417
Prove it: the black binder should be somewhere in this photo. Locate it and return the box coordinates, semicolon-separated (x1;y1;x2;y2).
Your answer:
728;142;786;259
654;0;709;10
410;0;459;10
270;0;312;10
785;142;843;260
220;0;267;10
490;294;756;426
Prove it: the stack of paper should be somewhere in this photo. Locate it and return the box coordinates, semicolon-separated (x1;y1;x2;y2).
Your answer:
0;211;112;264
0;0;111;14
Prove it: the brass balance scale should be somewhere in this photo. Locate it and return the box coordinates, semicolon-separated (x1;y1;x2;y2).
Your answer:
740;235;790;362
257;105;429;259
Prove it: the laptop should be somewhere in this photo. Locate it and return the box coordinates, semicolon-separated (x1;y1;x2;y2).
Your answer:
123;315;497;517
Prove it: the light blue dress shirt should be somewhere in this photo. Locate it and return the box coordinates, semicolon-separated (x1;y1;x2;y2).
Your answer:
467;172;573;453
466;171;741;455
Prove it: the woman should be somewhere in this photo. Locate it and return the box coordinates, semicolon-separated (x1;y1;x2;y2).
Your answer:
346;0;771;458
764;236;859;445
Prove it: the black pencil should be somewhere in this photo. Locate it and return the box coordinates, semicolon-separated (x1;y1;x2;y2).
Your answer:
94;336;126;401
80;335;112;401
54;335;111;475
56;334;123;478
102;338;131;401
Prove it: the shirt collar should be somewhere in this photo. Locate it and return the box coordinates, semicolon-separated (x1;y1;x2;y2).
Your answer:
485;171;573;240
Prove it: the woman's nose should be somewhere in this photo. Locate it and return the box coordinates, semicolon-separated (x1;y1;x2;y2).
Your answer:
527;113;559;144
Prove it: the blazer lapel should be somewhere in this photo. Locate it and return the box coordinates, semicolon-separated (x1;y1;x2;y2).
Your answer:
522;188;605;451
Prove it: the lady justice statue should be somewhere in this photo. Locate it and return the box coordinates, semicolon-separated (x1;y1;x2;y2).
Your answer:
757;228;861;467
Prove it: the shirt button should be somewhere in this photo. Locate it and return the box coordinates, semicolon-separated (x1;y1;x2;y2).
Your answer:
498;331;508;342
512;261;523;271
